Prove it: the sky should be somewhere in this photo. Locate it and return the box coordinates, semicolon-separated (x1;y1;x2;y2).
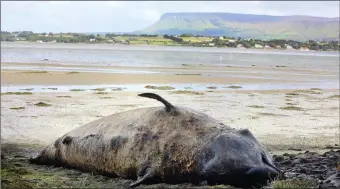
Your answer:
1;1;339;33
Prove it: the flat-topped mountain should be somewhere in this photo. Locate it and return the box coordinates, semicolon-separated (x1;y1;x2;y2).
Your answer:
136;12;340;41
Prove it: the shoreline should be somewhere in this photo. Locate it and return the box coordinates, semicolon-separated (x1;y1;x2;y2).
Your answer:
2;70;338;87
2;61;339;188
2;90;339;148
2;41;340;53
2;62;338;87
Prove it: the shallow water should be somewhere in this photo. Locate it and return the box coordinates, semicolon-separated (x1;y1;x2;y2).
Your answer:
1;42;339;71
1;66;160;74
1;82;338;93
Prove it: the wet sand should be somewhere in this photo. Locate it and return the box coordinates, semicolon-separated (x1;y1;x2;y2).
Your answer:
1;62;339;150
1;62;339;86
1;60;339;188
1;89;339;154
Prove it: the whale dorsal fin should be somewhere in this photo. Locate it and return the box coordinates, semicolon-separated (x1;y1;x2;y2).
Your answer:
138;93;175;112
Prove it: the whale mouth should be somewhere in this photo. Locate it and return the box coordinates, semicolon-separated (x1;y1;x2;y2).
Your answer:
205;165;280;188
201;157;283;188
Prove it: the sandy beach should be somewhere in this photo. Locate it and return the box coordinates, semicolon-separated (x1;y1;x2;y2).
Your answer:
1;43;339;188
2;61;339;86
1;64;339;153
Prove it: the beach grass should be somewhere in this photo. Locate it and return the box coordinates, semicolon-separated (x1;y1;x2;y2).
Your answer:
328;94;340;99
280;106;303;111
70;89;85;92
286;92;299;96
247;105;265;108
94;92;109;95
271;179;317;189
91;88;106;91
34;102;52;107
111;87;124;91
66;71;80;74
56;96;71;98
9;107;26;110
258;112;287;117
20;88;34;91
175;73;202;75
1;92;33;95
171;90;204;95
22;71;48;74
145;85;175;90
224;85;242;89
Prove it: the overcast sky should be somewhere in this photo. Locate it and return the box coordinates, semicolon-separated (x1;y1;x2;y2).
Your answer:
1;1;339;33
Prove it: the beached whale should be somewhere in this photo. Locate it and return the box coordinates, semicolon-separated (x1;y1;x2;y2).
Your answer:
30;93;282;188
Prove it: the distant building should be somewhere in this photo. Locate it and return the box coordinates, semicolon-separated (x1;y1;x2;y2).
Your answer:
254;44;263;48
208;43;215;46
236;44;245;48
285;44;294;50
90;39;96;42
299;47;310;51
228;39;236;43
264;45;271;49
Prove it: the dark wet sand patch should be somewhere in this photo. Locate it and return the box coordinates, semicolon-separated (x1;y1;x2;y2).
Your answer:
34;102;52;107
1;92;33;95
145;85;175;90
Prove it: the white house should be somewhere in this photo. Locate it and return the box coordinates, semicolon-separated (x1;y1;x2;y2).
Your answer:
285;45;294;50
236;44;244;48
254;44;263;48
299;47;310;51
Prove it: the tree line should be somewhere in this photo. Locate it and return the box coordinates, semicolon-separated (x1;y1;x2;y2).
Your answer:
1;31;339;51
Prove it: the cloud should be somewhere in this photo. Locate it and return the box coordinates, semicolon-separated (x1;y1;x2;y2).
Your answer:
1;1;339;33
48;1;71;5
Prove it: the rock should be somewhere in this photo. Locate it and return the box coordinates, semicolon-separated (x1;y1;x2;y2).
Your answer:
326;145;340;149
292;157;311;164
299;168;308;174
312;169;325;174
281;159;293;165
320;171;340;189
284;172;298;178
288;147;302;151
273;155;285;162
275;150;340;188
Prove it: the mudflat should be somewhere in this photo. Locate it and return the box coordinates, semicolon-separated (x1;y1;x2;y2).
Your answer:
1;44;339;188
1;62;338;85
1;89;339;152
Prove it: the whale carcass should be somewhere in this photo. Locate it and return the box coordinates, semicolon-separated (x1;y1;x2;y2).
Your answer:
31;93;282;188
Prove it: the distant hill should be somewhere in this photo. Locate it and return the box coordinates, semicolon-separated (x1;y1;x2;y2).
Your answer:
135;12;340;41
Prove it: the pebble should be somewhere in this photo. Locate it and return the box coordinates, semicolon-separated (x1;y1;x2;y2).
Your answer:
274;150;340;188
320;171;340;189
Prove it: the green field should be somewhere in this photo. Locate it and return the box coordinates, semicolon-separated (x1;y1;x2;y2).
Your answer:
137;13;340;41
